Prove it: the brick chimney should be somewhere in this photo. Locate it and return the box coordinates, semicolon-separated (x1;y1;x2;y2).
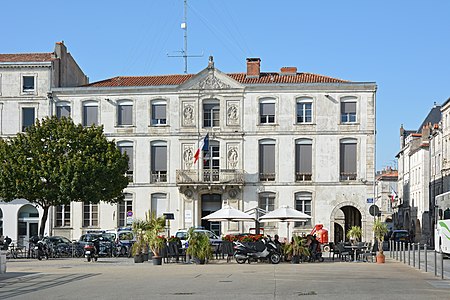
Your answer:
246;58;261;78
280;67;297;76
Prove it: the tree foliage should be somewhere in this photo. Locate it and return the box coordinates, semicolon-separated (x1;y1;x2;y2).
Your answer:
0;116;129;236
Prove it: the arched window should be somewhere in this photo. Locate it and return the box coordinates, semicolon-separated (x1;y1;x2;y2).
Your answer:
117;100;133;126
295;139;312;181
151;141;167;182
151;193;167;217
118;141;134;182
296;97;313;124
259;98;275;124
151;99;167;125
82;100;98;126
56;101;71;119
259;139;275;181
340;96;357;124
295;192;312;227
340;138;357;181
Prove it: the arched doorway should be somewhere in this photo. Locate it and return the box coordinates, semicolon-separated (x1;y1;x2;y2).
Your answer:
331;204;362;243
201;194;222;236
17;204;39;247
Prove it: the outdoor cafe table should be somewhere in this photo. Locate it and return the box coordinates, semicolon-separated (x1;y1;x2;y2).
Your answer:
344;245;367;262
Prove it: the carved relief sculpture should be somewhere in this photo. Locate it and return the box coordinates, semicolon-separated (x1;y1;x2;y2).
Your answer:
227;146;239;169
227;104;238;125
183;146;194;169
183;104;194;126
192;74;231;90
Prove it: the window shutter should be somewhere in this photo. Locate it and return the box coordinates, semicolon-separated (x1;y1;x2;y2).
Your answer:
152;146;167;171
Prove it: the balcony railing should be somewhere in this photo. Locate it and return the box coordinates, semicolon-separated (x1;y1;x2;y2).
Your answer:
259;173;275;182
151;171;167;183
295;172;312;182
340;172;357;181
176;169;244;184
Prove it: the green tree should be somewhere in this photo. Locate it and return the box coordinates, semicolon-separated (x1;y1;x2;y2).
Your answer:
0;116;129;236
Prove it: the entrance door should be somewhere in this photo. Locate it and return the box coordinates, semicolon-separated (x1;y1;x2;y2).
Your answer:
17;204;39;247
333;205;362;242
201;194;221;236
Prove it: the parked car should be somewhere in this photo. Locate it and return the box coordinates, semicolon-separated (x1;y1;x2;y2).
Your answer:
389;230;411;243
78;233;116;257
175;229;222;249
105;228;135;257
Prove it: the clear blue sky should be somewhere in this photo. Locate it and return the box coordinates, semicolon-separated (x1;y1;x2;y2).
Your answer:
2;0;449;171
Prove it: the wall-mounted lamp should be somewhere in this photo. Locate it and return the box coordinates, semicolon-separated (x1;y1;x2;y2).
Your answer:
324;94;330;98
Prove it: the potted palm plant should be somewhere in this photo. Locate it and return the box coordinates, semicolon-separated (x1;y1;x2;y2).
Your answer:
145;210;166;265
186;228;212;264
346;226;362;245
373;219;388;263
131;219;148;263
291;235;310;264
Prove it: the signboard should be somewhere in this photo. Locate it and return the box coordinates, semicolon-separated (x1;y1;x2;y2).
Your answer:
185;210;192;223
366;198;374;204
126;216;133;225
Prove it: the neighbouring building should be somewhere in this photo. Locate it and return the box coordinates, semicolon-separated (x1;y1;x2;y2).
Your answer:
396;104;441;244
0;42;88;245
1;45;377;245
375;167;397;230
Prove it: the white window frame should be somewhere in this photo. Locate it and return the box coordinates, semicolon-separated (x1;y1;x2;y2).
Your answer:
259;98;276;124
203;100;220;128
21;73;37;95
82;100;99;126
296;97;313;124
21;106;35;132
118;193;133;227
117;100;133;126
151;193;167;217
56;101;71;119
55;204;71;227
118;141;134;182
151;100;167;126
340;96;357;124
294;192;312;227
83;202;99;228
151;140;167;183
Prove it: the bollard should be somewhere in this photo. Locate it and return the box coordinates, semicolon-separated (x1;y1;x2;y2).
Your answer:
403;242;406;263
418;243;421;270
396;241;399;260
413;243;416;267
400;242;403;262
408;243;411;265
434;250;437;277
0;251;6;274
390;240;392;258
424;244;427;272
441;252;444;280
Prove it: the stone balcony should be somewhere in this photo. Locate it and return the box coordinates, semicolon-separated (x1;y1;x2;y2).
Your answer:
176;169;245;186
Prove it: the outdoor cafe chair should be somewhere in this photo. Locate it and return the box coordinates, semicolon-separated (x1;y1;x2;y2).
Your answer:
221;241;234;263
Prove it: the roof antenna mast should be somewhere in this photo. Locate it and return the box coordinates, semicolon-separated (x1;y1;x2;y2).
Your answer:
168;0;203;74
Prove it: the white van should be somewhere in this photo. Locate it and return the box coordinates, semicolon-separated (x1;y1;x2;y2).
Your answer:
175;229;222;249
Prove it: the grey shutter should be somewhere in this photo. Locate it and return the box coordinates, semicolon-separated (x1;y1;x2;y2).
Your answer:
341;102;356;114
84;106;98;126
340;143;356;173
296;144;312;173
152;146;167;171
153;104;166;120
119;105;132;125
260;144;275;173
57;106;70;119
121;146;133;172
260;103;275;115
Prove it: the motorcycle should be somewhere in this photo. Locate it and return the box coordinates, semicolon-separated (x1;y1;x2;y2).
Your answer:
84;240;98;262
34;240;50;260
233;237;281;264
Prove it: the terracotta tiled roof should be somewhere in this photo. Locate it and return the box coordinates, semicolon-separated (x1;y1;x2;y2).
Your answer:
0;53;54;63
86;72;349;87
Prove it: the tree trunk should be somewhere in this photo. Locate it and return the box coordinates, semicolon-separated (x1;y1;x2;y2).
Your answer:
39;206;49;237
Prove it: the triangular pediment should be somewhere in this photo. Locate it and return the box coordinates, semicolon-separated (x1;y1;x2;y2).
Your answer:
179;65;244;91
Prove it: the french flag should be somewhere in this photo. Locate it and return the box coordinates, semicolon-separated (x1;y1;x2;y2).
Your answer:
390;187;397;202
194;133;209;163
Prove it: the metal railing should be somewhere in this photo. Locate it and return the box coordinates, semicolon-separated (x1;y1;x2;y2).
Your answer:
295;172;312;181
389;240;447;280
176;169;244;184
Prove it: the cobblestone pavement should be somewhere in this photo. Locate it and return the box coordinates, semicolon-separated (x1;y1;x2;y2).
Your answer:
1;256;450;300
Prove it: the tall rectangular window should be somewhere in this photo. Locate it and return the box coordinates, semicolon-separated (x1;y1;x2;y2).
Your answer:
295;192;312;227
151;103;167;125
55;204;71;227
259;142;275;181
22;75;35;92
341;101;357;123
295;140;312;181
118;101;133;126
151;193;167;217
203;103;219;127
296;99;312;123
22;107;35;131
203;143;220;182
260;101;275;124
118;194;133;227
340;140;357;180
56;103;71;119
83;102;98;126
151;144;167;182
83;202;98;227
118;143;133;182
259;193;275;212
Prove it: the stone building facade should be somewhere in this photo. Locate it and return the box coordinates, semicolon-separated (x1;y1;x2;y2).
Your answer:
0;47;377;244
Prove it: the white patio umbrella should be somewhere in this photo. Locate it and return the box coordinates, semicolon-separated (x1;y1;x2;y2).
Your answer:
259;205;312;240
202;205;255;221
